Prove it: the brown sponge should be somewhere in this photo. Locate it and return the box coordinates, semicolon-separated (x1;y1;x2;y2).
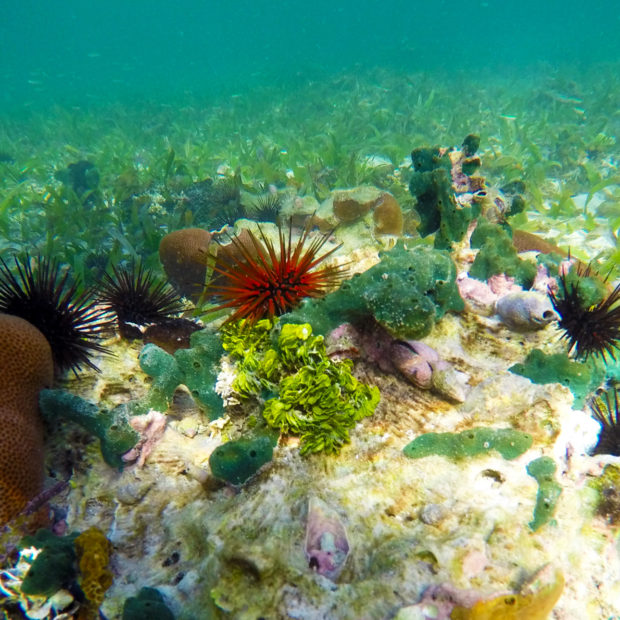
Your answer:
159;227;212;301
0;313;54;525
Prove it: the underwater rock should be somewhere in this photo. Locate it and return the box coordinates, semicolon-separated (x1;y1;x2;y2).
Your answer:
304;496;349;581
143;318;202;354
495;291;558;332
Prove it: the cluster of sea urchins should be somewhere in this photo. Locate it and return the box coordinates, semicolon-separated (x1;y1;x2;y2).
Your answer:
0;220;344;374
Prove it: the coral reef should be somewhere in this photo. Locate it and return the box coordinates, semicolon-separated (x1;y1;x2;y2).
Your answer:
158;228;212;302
0;314;54;526
74;526;114;613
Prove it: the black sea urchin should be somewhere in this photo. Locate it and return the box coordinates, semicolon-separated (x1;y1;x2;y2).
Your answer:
590;386;620;457
549;266;620;361
0;255;110;374
98;262;185;339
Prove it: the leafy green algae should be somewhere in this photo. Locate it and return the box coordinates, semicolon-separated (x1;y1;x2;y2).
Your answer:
222;320;380;455
403;427;533;460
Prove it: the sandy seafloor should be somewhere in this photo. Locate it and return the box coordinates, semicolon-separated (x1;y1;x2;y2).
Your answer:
33;198;620;620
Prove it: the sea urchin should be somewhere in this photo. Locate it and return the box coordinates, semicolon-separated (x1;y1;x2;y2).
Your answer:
97;262;185;339
0;255;110;375
549;265;620;361
205;222;346;324
589;386;620;457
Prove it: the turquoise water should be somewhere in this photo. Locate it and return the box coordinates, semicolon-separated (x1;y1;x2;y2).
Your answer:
2;0;619;109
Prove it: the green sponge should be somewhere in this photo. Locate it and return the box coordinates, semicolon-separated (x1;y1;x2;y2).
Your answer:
285;242;464;339
209;435;274;485
139;328;224;420
509;349;604;408
19;529;79;597
403;427;533;460
39;389;140;469
122;587;175;620
527;456;562;531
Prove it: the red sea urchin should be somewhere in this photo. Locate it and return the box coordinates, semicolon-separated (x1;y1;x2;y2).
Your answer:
204;222;346;324
549;266;620;361
0;255;110;375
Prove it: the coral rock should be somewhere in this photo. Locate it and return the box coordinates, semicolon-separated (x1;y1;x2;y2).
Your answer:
0;313;53;525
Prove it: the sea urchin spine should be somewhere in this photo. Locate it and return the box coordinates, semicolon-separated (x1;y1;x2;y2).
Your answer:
97;261;185;339
204;222;346;324
0;255;110;375
549;265;620;361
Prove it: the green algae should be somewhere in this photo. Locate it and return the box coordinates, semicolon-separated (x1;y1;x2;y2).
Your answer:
222;320;380;455
526;456;562;531
403;427;533;460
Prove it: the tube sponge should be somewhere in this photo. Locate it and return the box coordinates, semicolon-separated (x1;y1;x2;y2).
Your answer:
0;313;54;526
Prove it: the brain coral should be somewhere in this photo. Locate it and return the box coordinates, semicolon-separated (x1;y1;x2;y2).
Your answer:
0;313;54;525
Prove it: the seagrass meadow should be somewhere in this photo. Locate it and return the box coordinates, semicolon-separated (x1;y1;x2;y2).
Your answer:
1;1;620;618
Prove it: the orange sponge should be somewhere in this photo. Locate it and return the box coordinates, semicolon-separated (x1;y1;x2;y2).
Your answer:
0;313;54;525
